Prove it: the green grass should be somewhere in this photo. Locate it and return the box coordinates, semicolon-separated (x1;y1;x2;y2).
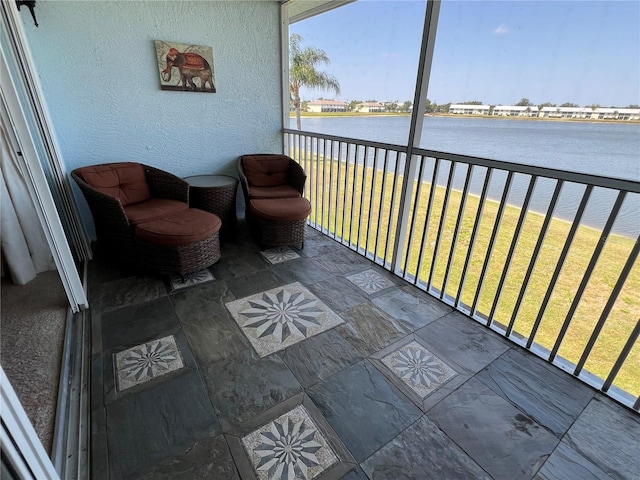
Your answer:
295;151;640;396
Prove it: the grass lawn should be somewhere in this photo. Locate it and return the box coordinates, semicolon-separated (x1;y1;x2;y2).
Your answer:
294;149;639;396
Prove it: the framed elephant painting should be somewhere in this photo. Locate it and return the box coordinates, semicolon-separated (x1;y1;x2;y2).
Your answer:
154;40;216;93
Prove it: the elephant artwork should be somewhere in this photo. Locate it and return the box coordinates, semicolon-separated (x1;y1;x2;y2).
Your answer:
154;40;216;93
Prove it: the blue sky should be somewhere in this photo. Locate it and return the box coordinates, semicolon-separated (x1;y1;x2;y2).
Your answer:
290;1;640;107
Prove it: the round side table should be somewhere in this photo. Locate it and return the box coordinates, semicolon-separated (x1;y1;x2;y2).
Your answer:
184;175;238;239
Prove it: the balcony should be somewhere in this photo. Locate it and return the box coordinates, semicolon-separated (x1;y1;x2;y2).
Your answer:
88;220;639;479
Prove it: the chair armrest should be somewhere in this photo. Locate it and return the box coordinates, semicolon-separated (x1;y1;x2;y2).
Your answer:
71;170;131;237
237;157;252;201
288;160;307;195
144;165;189;204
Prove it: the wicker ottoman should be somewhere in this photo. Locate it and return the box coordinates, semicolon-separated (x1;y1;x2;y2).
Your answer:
134;209;222;276
249;197;311;248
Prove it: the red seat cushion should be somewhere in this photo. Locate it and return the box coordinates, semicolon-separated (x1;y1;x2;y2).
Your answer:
75;162;151;206
249;185;301;199
124;198;188;226
242;155;292;188
249;197;311;222
135;209;221;247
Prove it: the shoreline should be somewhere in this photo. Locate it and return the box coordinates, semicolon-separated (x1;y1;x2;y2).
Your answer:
291;112;640;125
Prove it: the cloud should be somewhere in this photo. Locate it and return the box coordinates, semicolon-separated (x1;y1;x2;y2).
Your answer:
493;24;509;35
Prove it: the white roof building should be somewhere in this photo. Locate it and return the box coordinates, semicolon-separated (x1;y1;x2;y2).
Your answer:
538;106;560;117
449;104;490;115
592;107;640;120
306;100;348;112
557;107;593;118
356;102;385;113
492;105;539;116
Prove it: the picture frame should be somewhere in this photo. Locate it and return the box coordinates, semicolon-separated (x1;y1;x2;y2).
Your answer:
154;40;216;93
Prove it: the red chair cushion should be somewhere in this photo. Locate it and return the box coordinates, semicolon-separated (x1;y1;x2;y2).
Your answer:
124;198;188;226
250;197;311;222
249;185;301;199
75;162;151;206
135;209;221;247
242;155;291;188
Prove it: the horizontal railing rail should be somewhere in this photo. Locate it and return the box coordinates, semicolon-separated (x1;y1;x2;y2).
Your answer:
284;128;640;412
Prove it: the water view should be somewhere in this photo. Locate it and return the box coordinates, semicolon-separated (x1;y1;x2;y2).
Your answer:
296;116;640;237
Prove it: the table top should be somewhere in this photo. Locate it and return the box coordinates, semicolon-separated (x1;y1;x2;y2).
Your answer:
184;174;238;188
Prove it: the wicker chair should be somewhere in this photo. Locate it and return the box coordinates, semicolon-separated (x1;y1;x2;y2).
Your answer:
72;162;221;275
238;154;311;248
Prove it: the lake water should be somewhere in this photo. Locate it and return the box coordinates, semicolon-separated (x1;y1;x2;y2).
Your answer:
297;116;640;237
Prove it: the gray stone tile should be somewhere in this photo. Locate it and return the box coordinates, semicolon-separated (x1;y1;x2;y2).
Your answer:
210;251;269;280
535;442;613;480
200;348;302;431
270;256;333;285
308;361;422;462
308;277;368;313
182;320;249;366
135;435;239;480
312;248;371;276
361;415;491;480
171;280;236;328
336;304;412;357
564;395;640;480
106;370;220;480
97;275;167;313
416;310;510;373
225;270;286;299
341;467;369;480
101;297;180;351
429;378;559;480
371;287;451;330
279;329;364;388
477;348;595;437
300;242;343;259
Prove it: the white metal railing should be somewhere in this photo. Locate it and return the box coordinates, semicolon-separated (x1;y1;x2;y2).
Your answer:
285;128;640;411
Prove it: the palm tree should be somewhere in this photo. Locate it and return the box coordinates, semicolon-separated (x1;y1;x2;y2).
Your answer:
289;34;340;130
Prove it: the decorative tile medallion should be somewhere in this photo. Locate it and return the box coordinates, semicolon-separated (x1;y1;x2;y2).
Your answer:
169;269;215;291
114;335;184;391
242;405;339;480
261;247;301;264
381;341;456;398
346;269;395;294
226;282;344;357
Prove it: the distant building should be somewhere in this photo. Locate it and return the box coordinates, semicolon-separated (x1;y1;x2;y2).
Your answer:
492;105;539;117
449;104;490;115
592;107;640;120
356;102;385;113
306;100;348;113
538;107;560;118
557;107;592;119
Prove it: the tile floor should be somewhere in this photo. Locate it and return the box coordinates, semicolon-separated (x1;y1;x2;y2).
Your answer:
88;225;640;480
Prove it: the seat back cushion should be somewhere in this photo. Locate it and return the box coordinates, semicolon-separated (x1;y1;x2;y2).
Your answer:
248;185;301;199
242;155;291;188
75;162;151;206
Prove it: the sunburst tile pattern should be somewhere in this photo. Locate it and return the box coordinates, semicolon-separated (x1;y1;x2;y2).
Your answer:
226;282;344;357
242;405;339;480
115;335;184;391
261;247;301;264
346;269;395;294
381;341;456;398
169;269;215;291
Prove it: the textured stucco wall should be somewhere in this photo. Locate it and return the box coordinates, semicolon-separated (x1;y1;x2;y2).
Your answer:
22;1;283;232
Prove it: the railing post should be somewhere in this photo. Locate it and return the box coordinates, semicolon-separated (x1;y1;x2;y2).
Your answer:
392;0;441;273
